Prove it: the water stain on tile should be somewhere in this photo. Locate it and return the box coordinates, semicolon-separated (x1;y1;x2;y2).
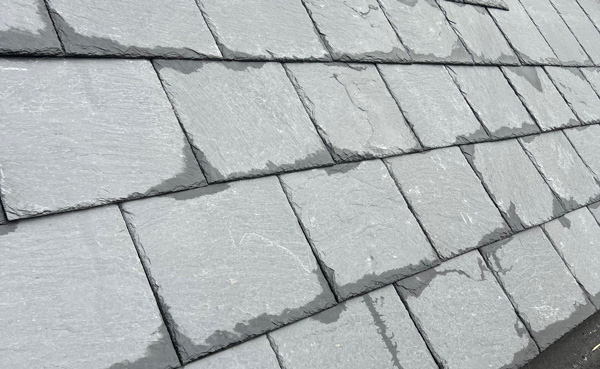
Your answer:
363;294;403;369
310;303;348;324
107;324;179;369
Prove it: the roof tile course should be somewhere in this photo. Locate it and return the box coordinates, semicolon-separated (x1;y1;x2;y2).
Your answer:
546;67;600;124
549;0;600;65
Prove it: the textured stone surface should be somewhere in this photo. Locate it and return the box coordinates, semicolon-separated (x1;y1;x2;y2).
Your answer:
280;161;438;300
580;68;600;97
46;0;220;58
156;60;332;182
446;0;509;10
398;251;538;369
448;66;539;138
121;177;335;361
564;125;600;178
184;336;280;369
285;63;419;161
464;139;564;231
591;201;600;223
481;227;596;350
387;146;511;258
198;0;328;60
0;58;204;220
0;203;6;225
577;0;600;30
270;285;438;369
549;0;600;65
0;205;179;369
502;66;580;130
546;67;600;124
439;1;519;64
378;64;487;148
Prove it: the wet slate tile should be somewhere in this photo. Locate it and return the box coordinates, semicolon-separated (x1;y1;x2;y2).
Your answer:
549;0;600;65
387;146;511;259
120;177;336;361
378;64;488;148
502;66;580;130
545;67;600;124
280;160;438;300
463;139;564;231
564;125;600;179
269;285;438;369
438;1;519;64
0;205;179;369
481;227;596;349
397;251;538;369
184;336;280;369
155;60;333;182
198;0;328;60
285;63;419;161
0;58;204;220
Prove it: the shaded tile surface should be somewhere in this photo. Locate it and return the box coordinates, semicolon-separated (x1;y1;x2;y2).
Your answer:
549;0;600;64
446;0;509;10
0;203;6;225
564;125;600;178
0;0;61;54
184;336;280;369
546;67;600;124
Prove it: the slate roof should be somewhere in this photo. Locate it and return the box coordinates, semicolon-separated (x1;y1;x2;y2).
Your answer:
2;1;600;368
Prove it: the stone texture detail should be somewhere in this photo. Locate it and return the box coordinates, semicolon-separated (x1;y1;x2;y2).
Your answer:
183;336;280;369
546;67;600;124
564;125;600;179
549;0;600;64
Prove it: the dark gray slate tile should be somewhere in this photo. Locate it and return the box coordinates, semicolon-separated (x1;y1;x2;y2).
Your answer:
481;227;596;350
0;203;6;225
198;0;328;60
463;139;564;231
378;64;487;148
577;0;600;30
0;205;179;369
0;58;204;220
546;67;600;124
438;1;519;64
379;0;472;63
564;125;600;180
397;251;538;369
269;285;438;369
285;63;419;161
502;66;580;130
155;60;333;182
550;0;600;65
280;160;438;300
387;146;511;258
184;336;280;369
446;0;509;10
121;177;336;361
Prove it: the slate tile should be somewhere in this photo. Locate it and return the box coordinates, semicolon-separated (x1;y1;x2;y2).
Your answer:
463;139;564;231
0;58;204;220
397;251;538;369
387;146;511;259
545;67;600;124
446;0;509;10
481;227;596;349
520;131;600;210
120;177;336;361
0;205;179;369
285;63;419;161
378;0;472;63
502;66;580;130
577;0;600;30
564;125;600;179
198;0;328;60
183;336;280;369
155;60;333;182
269;285;438;369
591;201;600;224
549;0;600;65
580;67;600;97
438;1;519;64
0;203;6;225
378;64;488;148
280;160;439;300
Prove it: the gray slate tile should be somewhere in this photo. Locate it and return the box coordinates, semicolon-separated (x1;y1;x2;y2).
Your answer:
397;251;538;369
580;67;600;97
184;336;280;369
577;0;600;30
285;63;419;161
564;125;600;179
198;0;328;60
280;160;438;300
269;285;438;369
590;201;600;223
481;227;596;349
546;67;600;124
378;64;487;148
446;0;509;10
0;58;204;220
550;0;600;65
0;203;6;225
121;177;335;361
155;60;333;182
0;205;179;369
463;139;564;231
387;146;511;258
0;0;61;55
502;66;580;130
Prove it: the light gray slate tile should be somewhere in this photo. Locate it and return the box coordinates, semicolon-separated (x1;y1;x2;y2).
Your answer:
280;161;439;300
546;67;600;124
270;285;438;369
580;67;600;96
184;336;280;369
463;139;564;231
590;201;600;223
397;251;538;369
577;0;600;29
121;177;336;361
439;1;519;64
550;0;600;65
544;208;600;308
198;0;328;60
155;60;333;182
387;146;511;258
0;0;61;54
564;125;600;178
0;205;179;369
502;66;580;130
0;58;204;221
446;0;509;10
378;64;487;148
481;227;596;349
520;131;600;210
285;63;419;161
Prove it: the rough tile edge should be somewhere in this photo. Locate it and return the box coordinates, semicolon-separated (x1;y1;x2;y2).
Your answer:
444;0;509;10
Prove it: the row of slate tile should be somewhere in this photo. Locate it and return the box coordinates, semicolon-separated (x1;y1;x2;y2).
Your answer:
4;0;600;65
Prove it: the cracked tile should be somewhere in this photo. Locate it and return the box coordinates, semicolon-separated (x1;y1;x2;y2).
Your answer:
546;67;600;124
549;0;600;65
564;125;600;179
183;336;280;369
